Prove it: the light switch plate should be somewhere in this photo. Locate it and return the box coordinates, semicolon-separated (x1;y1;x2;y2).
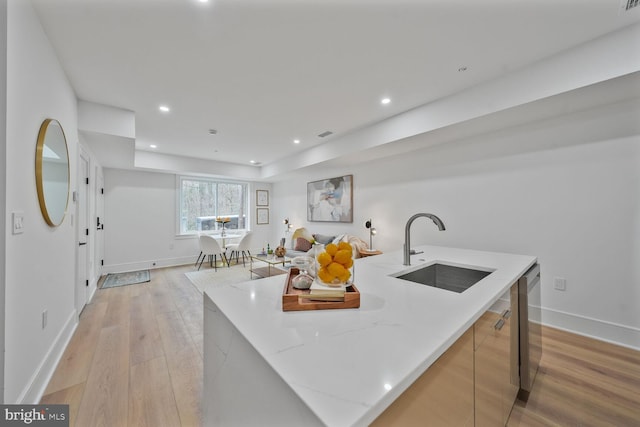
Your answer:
12;211;25;234
554;277;567;291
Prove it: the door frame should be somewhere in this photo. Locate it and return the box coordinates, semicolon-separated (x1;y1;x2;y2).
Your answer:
94;166;104;281
75;147;91;316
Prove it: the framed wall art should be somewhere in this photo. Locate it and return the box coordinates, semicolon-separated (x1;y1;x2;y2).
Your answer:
256;190;269;206
307;174;353;222
257;208;269;225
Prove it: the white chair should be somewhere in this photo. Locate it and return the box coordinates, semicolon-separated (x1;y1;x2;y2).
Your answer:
197;235;229;271
225;231;253;266
195;232;204;267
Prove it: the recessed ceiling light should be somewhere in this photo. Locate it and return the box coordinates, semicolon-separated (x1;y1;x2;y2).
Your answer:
250;160;256;164
381;98;391;105
159;105;170;113
150;144;157;149
198;0;209;2
293;139;300;144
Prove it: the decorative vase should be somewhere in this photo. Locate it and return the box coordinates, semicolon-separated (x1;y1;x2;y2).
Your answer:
292;270;313;289
307;243;324;278
314;242;354;287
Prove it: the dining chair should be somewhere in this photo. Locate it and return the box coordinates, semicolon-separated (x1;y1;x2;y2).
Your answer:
198;234;230;271
195;232;204;267
225;231;253;267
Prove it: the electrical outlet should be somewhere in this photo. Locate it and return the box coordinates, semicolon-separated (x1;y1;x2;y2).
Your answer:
554;277;567;291
42;310;48;329
12;211;25;234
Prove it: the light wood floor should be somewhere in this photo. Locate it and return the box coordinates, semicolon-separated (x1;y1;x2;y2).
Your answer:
41;264;640;427
41;264;204;427
508;327;640;427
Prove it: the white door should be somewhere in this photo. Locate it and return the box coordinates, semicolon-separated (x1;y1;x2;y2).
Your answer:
75;151;90;315
95;167;104;279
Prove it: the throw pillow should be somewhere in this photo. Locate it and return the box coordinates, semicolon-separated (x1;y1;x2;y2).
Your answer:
294;237;313;252
312;234;336;245
291;227;314;246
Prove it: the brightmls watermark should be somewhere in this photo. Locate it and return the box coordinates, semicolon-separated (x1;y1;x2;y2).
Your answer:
1;405;68;426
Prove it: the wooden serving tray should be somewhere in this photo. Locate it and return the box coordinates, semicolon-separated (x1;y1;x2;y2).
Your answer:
282;268;361;312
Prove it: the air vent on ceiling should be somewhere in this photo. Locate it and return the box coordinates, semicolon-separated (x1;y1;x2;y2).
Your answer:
624;0;639;10
318;131;333;138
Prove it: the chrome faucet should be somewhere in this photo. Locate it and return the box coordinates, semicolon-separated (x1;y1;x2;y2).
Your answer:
403;213;446;265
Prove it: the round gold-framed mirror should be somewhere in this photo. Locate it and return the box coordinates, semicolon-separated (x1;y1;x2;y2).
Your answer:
36;118;70;227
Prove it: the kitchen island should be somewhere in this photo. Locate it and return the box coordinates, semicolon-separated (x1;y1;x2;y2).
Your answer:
203;245;536;426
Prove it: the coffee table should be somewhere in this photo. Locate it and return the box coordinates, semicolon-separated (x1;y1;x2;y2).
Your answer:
250;254;291;279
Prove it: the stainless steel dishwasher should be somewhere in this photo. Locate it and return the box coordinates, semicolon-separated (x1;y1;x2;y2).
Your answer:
518;263;541;400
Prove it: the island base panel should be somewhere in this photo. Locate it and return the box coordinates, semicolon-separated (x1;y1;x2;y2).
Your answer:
203;295;323;426
371;328;474;426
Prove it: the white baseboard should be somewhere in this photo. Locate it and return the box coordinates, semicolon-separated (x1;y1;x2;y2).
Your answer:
18;310;78;404
103;255;195;275
87;275;98;302
541;306;640;351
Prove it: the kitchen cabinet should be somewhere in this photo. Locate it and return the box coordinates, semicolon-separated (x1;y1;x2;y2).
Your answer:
372;328;474;426
474;284;519;427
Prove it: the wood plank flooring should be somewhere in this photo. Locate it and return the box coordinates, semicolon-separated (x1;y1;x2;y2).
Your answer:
41;264;640;427
508;327;640;427
41;264;204;427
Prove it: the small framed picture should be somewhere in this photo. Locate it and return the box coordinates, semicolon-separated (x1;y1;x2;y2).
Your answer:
257;208;269;225
256;190;269;206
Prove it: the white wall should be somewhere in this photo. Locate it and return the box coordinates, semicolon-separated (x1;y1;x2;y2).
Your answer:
4;0;78;403
271;99;640;350
103;168;273;273
1;0;8;403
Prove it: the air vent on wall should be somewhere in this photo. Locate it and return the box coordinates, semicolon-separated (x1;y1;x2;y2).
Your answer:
625;0;639;10
318;131;333;138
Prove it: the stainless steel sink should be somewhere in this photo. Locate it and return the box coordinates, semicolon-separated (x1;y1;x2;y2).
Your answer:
393;263;493;293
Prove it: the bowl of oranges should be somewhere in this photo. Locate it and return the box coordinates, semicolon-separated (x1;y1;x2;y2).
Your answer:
315;242;354;287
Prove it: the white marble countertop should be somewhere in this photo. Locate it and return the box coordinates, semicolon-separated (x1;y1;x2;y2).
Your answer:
204;245;536;426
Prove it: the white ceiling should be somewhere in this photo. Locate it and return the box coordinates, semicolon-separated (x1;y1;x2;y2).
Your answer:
32;0;640;170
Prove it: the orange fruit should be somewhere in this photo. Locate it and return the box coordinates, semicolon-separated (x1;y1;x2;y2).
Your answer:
338;269;351;283
342;258;353;269
325;243;338;256
338;241;352;252
317;252;332;267
317;267;334;283
333;249;352;265
327;262;346;278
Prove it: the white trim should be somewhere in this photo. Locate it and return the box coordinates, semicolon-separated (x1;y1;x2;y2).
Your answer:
102;255;196;275
87;276;98;303
175;175;250;236
541;306;640;351
18;310;78;404
76;146;91;316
